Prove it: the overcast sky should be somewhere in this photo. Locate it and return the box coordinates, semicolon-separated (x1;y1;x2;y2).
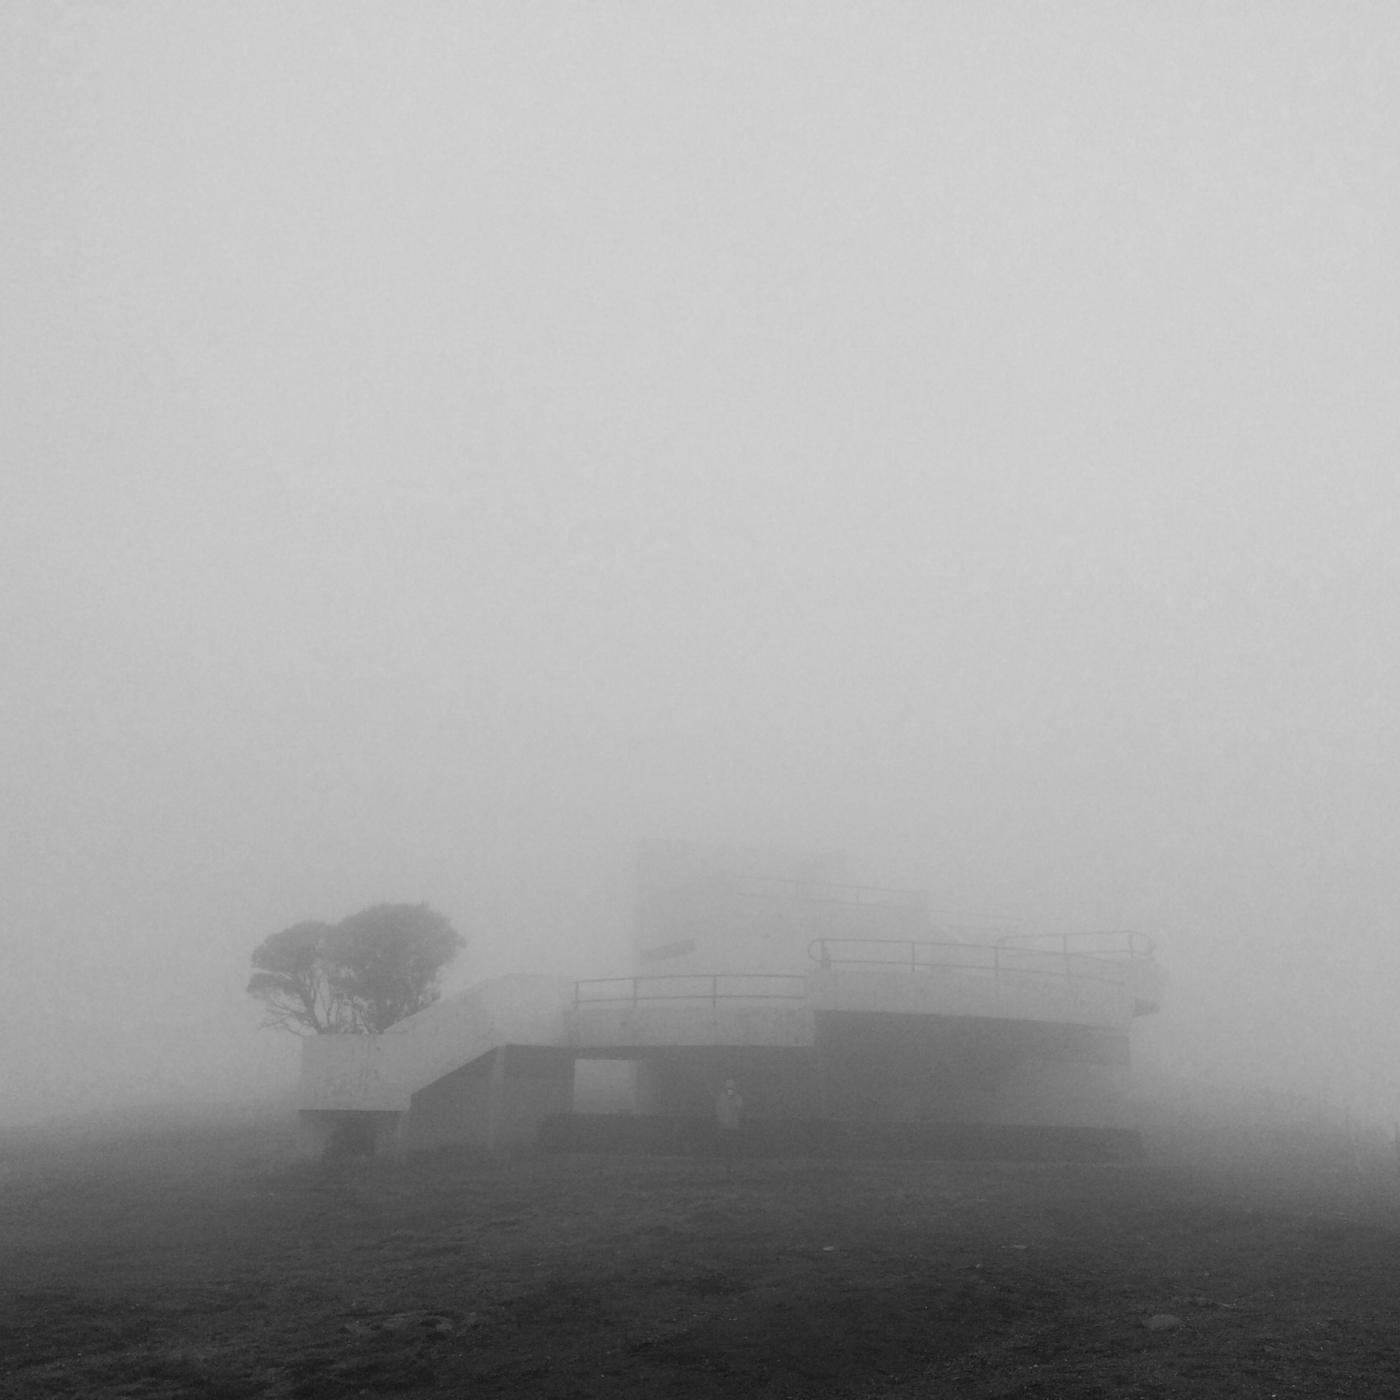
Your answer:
4;3;1399;1125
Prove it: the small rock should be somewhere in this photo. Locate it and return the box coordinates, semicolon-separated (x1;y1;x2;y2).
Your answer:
343;1311;457;1337
1145;1313;1181;1331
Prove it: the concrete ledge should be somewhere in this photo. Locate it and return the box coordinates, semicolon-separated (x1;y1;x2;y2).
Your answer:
568;1002;815;1050
536;1114;1145;1163
805;967;1134;1027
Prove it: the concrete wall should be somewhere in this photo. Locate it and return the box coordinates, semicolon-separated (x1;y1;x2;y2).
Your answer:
300;1018;1137;1155
573;1059;640;1113
806;964;1137;1029
813;1012;1132;1125
400;1052;498;1153
297;1109;405;1158
493;1045;575;1145
399;1044;575;1153
623;1017;1133;1129
568;1000;816;1053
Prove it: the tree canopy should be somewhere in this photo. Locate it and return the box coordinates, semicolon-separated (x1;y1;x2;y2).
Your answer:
247;903;464;1034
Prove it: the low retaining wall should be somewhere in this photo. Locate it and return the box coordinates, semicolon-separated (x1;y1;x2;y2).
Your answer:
535;1114;1144;1163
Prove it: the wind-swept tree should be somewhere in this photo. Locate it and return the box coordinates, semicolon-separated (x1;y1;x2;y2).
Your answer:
246;921;346;1034
247;904;464;1034
328;903;464;1032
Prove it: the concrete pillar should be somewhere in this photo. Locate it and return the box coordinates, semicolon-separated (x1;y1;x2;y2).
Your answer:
484;1046;576;1149
295;1111;332;1160
297;1109;406;1160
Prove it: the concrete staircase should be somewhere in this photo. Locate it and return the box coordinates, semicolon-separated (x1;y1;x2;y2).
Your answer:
300;975;574;1111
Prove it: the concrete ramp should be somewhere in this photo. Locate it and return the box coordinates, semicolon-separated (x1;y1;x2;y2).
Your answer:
300;975;573;1111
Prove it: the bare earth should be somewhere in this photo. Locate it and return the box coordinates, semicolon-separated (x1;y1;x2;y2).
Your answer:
4;1116;1399;1398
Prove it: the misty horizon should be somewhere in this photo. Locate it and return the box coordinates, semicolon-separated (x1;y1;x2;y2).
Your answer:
5;4;1399;1129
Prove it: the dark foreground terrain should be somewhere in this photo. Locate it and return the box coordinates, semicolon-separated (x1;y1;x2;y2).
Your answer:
4;1113;1400;1398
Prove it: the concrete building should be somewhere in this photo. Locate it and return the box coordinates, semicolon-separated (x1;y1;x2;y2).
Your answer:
298;842;1165;1157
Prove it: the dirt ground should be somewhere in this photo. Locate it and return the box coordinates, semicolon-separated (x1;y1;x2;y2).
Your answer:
4;1114;1400;1398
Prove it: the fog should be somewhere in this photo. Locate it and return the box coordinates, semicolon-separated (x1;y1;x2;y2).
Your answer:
4;4;1398;1128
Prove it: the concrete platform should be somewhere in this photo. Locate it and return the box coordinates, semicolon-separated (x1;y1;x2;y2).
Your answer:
297;937;1163;1155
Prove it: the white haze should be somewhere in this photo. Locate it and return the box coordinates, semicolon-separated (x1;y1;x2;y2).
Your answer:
3;4;1398;1125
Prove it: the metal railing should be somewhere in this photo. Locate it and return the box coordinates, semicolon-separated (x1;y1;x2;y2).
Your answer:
994;929;1156;960
807;933;1151;990
573;973;808;1008
575;933;1156;1009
